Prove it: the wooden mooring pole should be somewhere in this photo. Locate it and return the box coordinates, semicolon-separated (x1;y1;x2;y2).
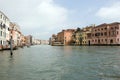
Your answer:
10;30;13;56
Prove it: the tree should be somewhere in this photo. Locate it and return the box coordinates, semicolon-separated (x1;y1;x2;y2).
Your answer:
76;27;81;32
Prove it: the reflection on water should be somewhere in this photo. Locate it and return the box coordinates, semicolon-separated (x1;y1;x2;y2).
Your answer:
0;45;120;80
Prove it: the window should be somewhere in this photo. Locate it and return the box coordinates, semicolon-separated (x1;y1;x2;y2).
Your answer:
104;27;107;30
87;33;91;38
115;26;119;29
0;22;2;29
117;31;119;35
110;39;113;44
111;27;114;30
117;38;119;42
104;32;107;36
1;31;2;36
101;33;103;36
95;33;100;36
3;24;6;29
98;39;100;43
101;39;103;42
3;32;4;37
112;31;116;36
0;15;2;18
0;22;2;27
0;40;2;45
95;39;97;42
105;39;107;42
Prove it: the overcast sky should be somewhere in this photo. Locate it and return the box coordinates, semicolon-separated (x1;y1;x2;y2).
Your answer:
0;0;120;40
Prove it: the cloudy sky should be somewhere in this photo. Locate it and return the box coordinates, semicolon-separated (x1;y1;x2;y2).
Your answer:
0;0;120;40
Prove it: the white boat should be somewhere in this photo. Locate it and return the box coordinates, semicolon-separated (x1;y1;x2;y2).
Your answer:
52;42;64;46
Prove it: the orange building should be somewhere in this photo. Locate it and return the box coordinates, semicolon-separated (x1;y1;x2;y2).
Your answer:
57;29;75;45
9;22;22;47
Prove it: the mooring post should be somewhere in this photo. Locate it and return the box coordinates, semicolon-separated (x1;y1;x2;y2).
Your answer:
10;28;13;56
10;36;13;55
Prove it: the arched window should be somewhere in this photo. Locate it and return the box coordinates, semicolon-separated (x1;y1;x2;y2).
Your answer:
110;39;113;44
117;31;119;35
117;38;119;42
101;33;103;36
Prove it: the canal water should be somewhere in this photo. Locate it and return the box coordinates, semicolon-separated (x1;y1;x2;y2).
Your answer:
0;45;120;80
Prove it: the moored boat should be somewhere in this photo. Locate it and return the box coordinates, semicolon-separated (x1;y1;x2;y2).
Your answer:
52;42;64;46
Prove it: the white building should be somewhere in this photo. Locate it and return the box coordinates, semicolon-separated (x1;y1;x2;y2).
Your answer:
0;11;10;50
40;40;49;45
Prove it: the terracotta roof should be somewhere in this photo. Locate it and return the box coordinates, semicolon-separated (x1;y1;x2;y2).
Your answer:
96;23;108;27
108;22;120;25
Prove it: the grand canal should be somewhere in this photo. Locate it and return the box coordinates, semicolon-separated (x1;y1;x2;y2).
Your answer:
0;45;120;80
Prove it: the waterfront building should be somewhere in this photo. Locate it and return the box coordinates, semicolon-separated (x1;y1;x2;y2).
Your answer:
72;28;83;45
50;34;58;45
87;22;120;45
51;22;120;46
0;11;10;50
57;31;64;45
20;34;26;47
82;28;87;45
9;22;22;47
25;35;33;46
84;26;93;45
40;40;49;45
32;38;41;45
71;26;93;46
57;29;75;45
108;22;120;45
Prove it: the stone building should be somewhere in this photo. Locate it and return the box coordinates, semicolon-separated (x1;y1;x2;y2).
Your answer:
57;29;75;45
50;34;58;45
9;22;22;47
20;34;26;47
0;11;10;50
72;28;83;45
87;22;120;45
25;35;33;46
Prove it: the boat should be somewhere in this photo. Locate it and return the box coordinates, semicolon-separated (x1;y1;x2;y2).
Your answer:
52;42;64;46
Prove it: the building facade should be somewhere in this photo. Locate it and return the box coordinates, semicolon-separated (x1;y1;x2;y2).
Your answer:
57;29;75;45
9;22;22;47
0;11;10;50
82;29;87;45
25;35;33;46
20;34;26;46
51;22;120;46
87;22;120;45
72;28;83;45
50;34;58;45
